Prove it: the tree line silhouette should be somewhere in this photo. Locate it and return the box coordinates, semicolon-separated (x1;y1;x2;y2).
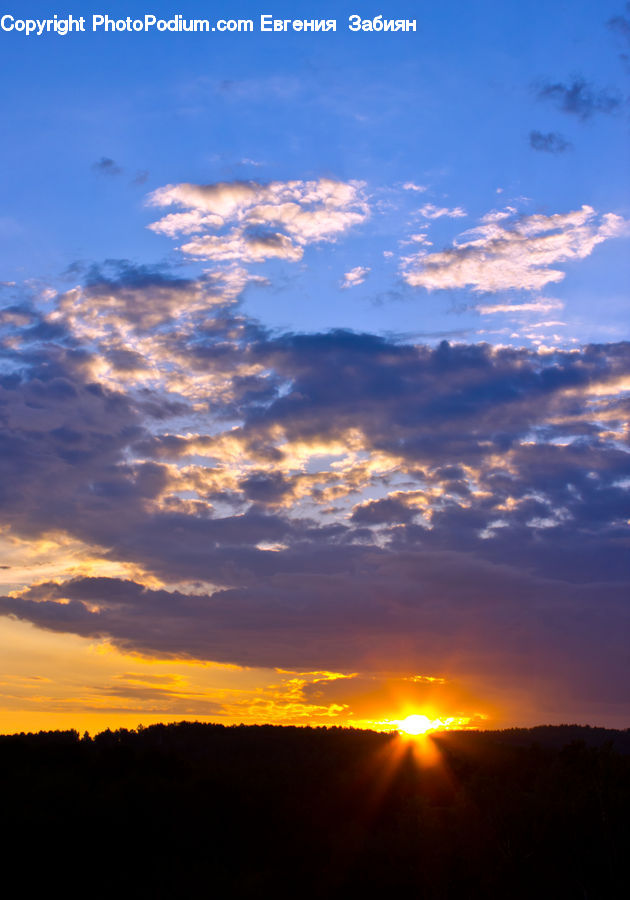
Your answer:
1;722;628;898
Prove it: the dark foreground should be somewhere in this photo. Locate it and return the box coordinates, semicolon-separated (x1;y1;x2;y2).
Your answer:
2;722;629;898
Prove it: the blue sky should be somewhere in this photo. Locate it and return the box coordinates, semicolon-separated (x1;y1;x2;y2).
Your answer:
3;0;628;339
0;1;629;731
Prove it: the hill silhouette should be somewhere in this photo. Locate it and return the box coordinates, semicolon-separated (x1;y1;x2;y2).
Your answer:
1;722;628;898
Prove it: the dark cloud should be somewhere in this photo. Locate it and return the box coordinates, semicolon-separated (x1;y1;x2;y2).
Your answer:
0;312;148;539
529;130;571;153
61;260;88;279
238;334;629;478
608;6;630;44
351;497;416;525
608;4;630;66
92;157;124;176
105;348;150;372
536;79;622;119
70;260;232;333
1;553;627;711
1;272;629;720
240;471;292;504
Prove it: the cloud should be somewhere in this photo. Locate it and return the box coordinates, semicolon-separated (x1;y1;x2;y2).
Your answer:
50;261;270;402
418;203;467;219
608;7;630;44
402;205;629;292
536;79;622;119
147;178;369;263
92;157;123;176
1;550;627;712
608;4;630;67
2;268;630;720
300;672;481;723
60;261;247;332
477;298;563;315
351;496;417;524
341;266;370;288
402;182;427;192
529;131;571;153
406;233;432;246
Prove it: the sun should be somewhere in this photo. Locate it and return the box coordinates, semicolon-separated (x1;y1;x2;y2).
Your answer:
379;712;476;736
396;714;435;735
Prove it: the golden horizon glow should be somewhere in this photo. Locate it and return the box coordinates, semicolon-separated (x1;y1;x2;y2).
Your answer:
387;713;475;735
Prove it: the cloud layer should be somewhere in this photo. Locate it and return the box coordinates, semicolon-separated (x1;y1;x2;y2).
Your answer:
1;266;629;719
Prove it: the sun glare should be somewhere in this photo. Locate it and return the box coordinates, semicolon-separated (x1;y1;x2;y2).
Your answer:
391;713;473;735
396;714;436;735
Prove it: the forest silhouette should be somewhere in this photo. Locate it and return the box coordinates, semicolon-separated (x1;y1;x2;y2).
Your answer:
2;722;628;898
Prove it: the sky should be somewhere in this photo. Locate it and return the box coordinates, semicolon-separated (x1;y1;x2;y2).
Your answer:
0;0;629;734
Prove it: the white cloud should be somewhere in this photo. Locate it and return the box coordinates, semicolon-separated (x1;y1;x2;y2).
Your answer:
479;207;517;223
418;203;467;219
477;298;564;315
147;178;368;263
408;233;432;246
402;181;427;192
341;266;370;288
402;205;629;293
181;230;303;263
147;210;225;238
